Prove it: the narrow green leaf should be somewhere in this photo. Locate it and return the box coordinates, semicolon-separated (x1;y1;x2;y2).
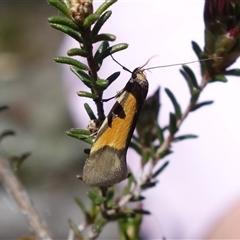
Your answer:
67;48;88;57
92;33;116;43
83;13;100;28
66;134;93;144
133;209;151;215
0;130;15;142
152;161;169;178
68;219;83;240
94;41;109;68
173;134;198;142
156;123;164;144
120;210;136;218
106;187;115;202
95;79;109;89
70;66;92;87
87;191;106;205
0;105;8;112
141;151;151;165
190;89;200;103
182;65;199;89
141;181;158;190
92;218;107;233
77;91;98;99
124;174;135;195
200;52;213;75
75;197;87;213
158;149;173;159
168;112;177;135
165;88;182;119
91;11;112;38
209;75;228;83
191;41;202;59
48;16;79;31
224;68;240;76
94;43;128;62
129;196;145;202
95;0;117;16
106;71;120;85
191;100;214;112
49;23;83;43
66;129;93;144
180;69;193;95
129;141;142;155
47;0;71;18
8;152;31;171
84;103;97;120
54;57;88;70
68;128;90;135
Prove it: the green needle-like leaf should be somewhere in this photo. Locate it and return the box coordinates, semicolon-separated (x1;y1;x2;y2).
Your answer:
54;57;88;70
92;33;116;43
92;218;107;233
173;134;198;142
68;219;83;240
106;71;121;85
158;149;173;159
168;112;178;135
224;68;240;76
180;68;193;95
75;197;87;213
182;65;199;89
95;79;109;89
165;88;182;119
48;16;79;31
49;23;83;43
87;191;106;205
0;130;15;142
152;161;169;178
209;75;228;83
192;41;202;59
66;128;93;144
129;196;145;202
47;0;71;18
67;48;88;57
94;41;109;68
133;209;151;215
70;66;92;87
83;13;100;28
84;103;97;120
77;91;98;99
156;123;164;144
95;43;128;62
141;181;158;190
95;0;117;16
91;11;112;38
129;141;142;155
191;101;214;112
0;105;8;112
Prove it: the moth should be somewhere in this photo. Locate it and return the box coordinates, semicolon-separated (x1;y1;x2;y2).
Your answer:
82;66;149;187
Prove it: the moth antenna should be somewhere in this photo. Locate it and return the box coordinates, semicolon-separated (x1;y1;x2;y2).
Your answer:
139;54;159;69
110;55;132;73
145;57;223;71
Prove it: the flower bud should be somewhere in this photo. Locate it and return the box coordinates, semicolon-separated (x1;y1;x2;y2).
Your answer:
204;0;240;72
69;0;93;26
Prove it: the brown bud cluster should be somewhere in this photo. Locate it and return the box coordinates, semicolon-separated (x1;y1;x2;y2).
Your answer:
69;0;93;25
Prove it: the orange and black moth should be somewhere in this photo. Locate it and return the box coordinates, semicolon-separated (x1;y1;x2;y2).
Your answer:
82;67;149;187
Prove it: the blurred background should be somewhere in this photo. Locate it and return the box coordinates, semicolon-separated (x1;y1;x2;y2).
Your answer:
2;1;240;239
0;1;106;239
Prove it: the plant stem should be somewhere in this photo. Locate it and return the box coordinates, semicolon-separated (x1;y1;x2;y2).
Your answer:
0;156;52;240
